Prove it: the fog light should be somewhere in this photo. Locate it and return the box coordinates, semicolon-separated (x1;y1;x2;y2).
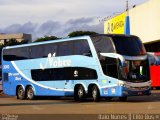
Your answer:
111;88;116;94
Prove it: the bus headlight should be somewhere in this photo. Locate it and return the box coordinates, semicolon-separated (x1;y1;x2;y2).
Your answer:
117;81;125;86
111;88;116;94
123;84;131;89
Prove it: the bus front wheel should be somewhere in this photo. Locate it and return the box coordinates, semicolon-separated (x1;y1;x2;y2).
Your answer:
74;85;86;101
17;86;25;100
92;85;100;102
26;86;35;100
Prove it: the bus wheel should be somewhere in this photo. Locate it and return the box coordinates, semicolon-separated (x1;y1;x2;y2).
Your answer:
119;96;127;101
17;86;25;100
92;85;100;102
26;86;35;100
74;85;86;101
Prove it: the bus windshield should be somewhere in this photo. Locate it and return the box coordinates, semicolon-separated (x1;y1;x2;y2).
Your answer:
91;35;149;82
91;35;146;56
119;60;150;82
112;36;146;56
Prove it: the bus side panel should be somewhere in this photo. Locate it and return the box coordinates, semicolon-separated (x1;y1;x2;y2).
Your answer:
2;61;74;97
100;86;123;97
27;83;74;97
2;61;19;96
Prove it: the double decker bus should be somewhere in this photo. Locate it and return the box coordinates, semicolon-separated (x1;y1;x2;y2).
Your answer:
2;34;151;101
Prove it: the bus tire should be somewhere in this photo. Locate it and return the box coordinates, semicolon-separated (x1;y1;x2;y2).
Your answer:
26;86;35;100
74;85;86;102
17;86;25;100
92;85;100;102
119;96;127;101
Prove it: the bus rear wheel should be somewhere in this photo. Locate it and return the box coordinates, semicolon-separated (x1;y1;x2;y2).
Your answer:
17;86;25;100
26;86;35;100
92;85;100;102
74;85;86;101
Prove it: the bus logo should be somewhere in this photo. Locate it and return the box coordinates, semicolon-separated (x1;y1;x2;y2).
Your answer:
40;53;71;69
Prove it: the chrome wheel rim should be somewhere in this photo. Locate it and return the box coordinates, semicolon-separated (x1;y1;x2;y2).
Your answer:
92;88;97;99
18;88;24;97
78;88;83;98
27;89;33;99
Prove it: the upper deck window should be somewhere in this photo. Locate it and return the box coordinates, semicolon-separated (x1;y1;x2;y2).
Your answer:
91;36;116;53
3;39;92;61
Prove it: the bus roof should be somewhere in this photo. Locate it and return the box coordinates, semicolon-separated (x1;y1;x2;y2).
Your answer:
2;34;139;50
2;36;91;50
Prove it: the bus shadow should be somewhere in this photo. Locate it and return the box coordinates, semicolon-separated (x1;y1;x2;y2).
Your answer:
0;98;77;107
126;92;160;103
0;92;160;106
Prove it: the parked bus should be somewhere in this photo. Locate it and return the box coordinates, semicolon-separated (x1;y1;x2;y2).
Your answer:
148;52;160;88
2;34;151;101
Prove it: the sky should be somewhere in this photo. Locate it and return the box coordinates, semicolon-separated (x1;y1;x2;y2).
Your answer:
0;0;148;40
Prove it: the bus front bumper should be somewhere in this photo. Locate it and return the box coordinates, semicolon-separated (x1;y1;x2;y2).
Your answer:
100;86;151;97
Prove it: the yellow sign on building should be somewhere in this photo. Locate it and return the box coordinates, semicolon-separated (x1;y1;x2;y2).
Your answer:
104;12;127;34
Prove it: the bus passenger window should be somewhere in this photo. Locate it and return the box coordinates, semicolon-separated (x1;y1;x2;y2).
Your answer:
74;40;92;57
101;57;119;79
57;42;74;56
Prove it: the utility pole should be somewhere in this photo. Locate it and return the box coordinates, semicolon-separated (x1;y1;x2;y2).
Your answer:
125;0;130;35
126;0;129;16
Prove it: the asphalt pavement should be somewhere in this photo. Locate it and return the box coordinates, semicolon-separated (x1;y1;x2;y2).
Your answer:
0;90;160;120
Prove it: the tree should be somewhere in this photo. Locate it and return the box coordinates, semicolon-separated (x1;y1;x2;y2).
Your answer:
0;39;28;49
34;35;59;42
68;31;98;37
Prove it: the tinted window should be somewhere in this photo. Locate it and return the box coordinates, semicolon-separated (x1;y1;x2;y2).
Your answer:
30;44;58;59
31;67;97;81
74;40;92;56
57;41;73;56
3;39;92;61
43;44;57;57
3;47;30;61
91;36;116;53
100;57;119;79
30;45;44;59
112;36;146;56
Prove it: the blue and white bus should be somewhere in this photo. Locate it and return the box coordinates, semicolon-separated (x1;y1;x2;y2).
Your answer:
2;34;151;101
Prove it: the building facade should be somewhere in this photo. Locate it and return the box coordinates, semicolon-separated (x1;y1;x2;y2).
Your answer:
104;0;160;52
0;33;32;91
0;33;32;45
